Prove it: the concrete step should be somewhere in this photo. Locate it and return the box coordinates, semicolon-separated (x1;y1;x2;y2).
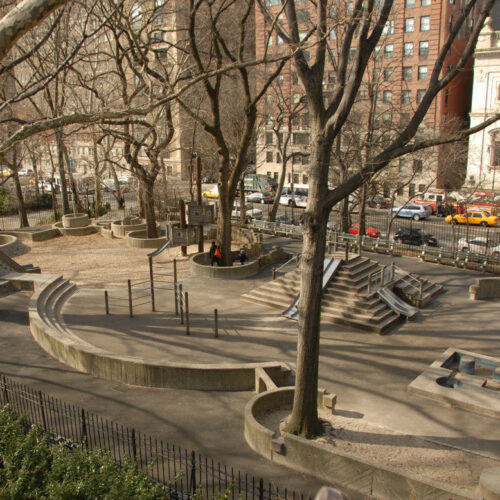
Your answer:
321;308;401;334
0;279;15;298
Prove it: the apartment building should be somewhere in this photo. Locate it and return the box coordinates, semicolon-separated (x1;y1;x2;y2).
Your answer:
255;0;477;198
467;12;500;194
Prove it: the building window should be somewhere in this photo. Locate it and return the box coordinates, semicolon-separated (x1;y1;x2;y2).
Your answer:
292;156;301;164
384;44;394;58
422;0;431;5
293;133;310;145
277;35;284;45
329;28;336;40
413;159;423;173
420;15;430;31
404;42;413;57
490;131;500;165
296;9;310;23
419;40;429;57
265;95;273;105
302;155;309;165
267;171;272;178
402;66;412;81
409;183;416;196
374;46;381;59
418;65;428;80
418;184;426;192
397;184;404;195
398;159;404;172
496;83;500;101
383;20;395;34
265;132;273;145
405;18;415;33
302;175;308;183
401;90;411;104
328;71;336;83
273;172;278;180
417;89;426;103
346;2;353;15
383;90;392;103
266;151;274;163
293;174;300;184
400;112;411;125
166;165;173;175
406;0;415;7
384;68;393;81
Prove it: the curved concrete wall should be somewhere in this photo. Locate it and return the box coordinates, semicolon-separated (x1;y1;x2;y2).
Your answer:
190;251;260;279
125;230;166;249
27;275;290;391
53;222;97;236
111;219;145;237
0;233;17;249
62;213;89;228
245;389;473;500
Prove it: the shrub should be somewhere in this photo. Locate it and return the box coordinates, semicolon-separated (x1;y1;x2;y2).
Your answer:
0;406;166;499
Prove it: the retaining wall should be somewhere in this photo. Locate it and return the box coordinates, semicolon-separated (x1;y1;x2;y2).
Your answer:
53;222;97;236
190;251;260;279
469;278;500;300
125;230;167;249
244;388;476;500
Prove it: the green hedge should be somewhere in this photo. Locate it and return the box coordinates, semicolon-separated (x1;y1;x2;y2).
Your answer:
0;406;166;499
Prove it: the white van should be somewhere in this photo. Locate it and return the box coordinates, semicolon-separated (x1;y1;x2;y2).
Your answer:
279;184;309;208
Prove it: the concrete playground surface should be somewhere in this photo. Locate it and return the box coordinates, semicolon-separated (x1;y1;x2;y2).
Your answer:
1;235;500;498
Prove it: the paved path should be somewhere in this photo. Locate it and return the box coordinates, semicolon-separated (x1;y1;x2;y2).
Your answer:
1;238;500;497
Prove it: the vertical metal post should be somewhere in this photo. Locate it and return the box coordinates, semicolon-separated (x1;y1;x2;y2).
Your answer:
149;256;155;312
38;391;47;430
131;428;137;461
80;408;87;445
174;259;178;315
104;290;109;315
419;280;424;301
344;241;349;261
179;199;187;257
185;291;190;335
189;450;197;494
214;309;218;338
334;231;338;252
391;262;395;281
380;265;386;285
128;279;133;318
179;284;184;324
272;268;276;280
196;156;204;253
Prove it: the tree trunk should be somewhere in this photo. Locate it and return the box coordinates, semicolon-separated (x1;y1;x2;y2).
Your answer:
284;134;330;438
137;181;145;218
358;184;367;236
55;129;70;214
142;177;158;239
269;160;287;222
217;155;233;266
12;170;29;227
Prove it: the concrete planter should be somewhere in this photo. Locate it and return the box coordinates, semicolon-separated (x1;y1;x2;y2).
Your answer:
62;213;89;228
111;218;145;237
53;222;97;236
125;229;166;249
190;251;260;279
0;234;17;250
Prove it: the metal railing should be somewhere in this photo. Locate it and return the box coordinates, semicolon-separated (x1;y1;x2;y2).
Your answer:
0;374;311;500
272;253;301;280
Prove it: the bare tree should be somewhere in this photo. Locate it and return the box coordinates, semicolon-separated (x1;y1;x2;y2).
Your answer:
258;0;500;437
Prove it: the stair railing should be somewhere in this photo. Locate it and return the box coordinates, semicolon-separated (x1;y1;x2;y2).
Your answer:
392;266;424;299
272;253;301;280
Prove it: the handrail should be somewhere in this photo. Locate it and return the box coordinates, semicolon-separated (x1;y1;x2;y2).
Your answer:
147;239;171;258
274;253;300;273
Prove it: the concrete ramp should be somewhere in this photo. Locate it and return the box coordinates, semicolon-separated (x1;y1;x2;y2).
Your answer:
377;287;418;319
282;257;342;320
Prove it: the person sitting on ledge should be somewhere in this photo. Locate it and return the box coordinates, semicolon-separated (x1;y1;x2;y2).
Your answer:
238;247;249;265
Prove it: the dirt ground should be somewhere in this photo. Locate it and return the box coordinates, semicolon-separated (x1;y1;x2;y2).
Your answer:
15;233;207;288
11;232;500;494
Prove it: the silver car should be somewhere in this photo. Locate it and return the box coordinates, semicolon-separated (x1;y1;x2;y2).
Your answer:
391;204;430;221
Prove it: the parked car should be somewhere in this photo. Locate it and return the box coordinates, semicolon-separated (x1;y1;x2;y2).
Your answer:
458;237;500;256
368;196;390;209
202;186;219;199
118;175;134;184
37;181;59;193
231;202;262;221
393;228;438;247
445;211;499;227
391;204;430;221
245;191;273;204
348;223;381;238
18;168;34;176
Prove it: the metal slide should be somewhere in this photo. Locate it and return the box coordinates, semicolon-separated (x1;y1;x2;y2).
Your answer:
376;287;419;319
282;257;342;320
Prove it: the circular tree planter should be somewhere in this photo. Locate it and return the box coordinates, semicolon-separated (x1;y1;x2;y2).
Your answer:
0;233;17;251
190;251;260;279
62;213;89;228
126;229;166;249
53;222;97;236
111;218;146;238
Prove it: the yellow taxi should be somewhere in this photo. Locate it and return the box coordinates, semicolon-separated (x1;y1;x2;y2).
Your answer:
202;187;219;198
445;211;499;227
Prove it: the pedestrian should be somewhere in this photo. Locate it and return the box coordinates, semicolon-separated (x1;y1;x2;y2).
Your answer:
238;247;248;265
214;245;222;266
209;241;217;266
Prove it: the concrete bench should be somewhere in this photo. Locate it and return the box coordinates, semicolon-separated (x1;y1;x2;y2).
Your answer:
469;277;500;300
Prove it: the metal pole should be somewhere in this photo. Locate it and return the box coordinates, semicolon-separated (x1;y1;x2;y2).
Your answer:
272;267;276;280
128;279;133;318
380;265;386;285
179;199;187;257
104;290;109;315
149;256;155;312
344;241;349;261
185;291;190;335
179;284;184;325
174;259;178;315
419;280;424;301
214;308;218;338
391;262;395;281
196;156;204;253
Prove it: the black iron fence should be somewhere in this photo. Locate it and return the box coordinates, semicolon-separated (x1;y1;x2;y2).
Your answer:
0;374;310;500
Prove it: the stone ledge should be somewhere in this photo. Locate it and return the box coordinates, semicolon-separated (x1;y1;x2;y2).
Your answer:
125;230;167;249
190;251;260;279
53;222;98;236
244;388;475;500
62;213;89;228
469;277;500;300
